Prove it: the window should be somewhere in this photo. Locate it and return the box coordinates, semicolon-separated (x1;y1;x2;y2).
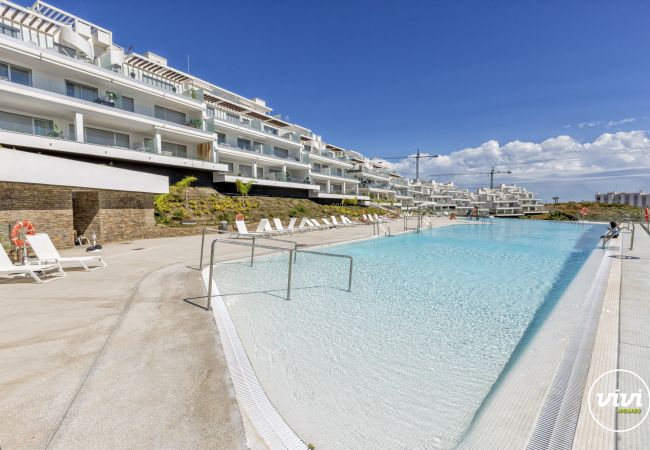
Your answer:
0;61;31;86
226;113;239;123
263;125;278;135
237;138;251;150
253;141;263;152
54;43;77;58
85;127;130;148
206;106;215;117
239;164;253;177
312;163;321;172
120;95;134;112
256;167;263;178
273;147;289;158
161;141;187;158
217;132;226;145
0;24;20;39
142;74;174;92
226;162;234;173
0;111;51;135
154;105;186;125
66;81;98;102
33;119;53;136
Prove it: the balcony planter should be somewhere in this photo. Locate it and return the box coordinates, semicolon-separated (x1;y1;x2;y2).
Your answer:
187;119;203;129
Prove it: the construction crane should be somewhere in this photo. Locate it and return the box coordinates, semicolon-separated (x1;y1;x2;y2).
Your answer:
424;166;513;189
380;149;440;181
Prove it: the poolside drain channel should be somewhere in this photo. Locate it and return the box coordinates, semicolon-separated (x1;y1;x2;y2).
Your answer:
526;249;613;450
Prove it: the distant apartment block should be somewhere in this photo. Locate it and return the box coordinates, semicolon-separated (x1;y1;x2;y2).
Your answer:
0;0;547;216
595;191;649;208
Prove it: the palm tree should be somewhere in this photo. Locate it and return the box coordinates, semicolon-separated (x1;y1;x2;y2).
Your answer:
174;175;198;209
235;178;255;206
552;196;559;204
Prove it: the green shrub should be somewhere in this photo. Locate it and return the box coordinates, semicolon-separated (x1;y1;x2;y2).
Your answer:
341;198;358;206
289;204;308;217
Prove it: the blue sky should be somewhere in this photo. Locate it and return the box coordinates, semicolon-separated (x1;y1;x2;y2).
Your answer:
50;0;650;199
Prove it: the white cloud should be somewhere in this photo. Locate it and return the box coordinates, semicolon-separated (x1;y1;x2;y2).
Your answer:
606;117;636;128
382;130;650;201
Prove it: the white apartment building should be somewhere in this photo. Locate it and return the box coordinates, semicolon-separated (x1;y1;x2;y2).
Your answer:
0;0;370;202
0;1;547;213
595;191;649;208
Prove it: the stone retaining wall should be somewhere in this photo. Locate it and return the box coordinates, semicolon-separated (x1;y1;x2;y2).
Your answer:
0;181;156;254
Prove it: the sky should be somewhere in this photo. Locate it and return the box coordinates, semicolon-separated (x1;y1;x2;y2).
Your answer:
49;0;650;201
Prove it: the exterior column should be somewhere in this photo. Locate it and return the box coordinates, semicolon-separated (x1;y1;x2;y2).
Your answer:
356;184;359;195
342;182;347;195
252;161;258;178
326;179;331;193
212;140;218;163
154;129;162;154
74;112;84;142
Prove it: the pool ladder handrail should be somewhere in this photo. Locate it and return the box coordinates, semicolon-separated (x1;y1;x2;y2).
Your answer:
204;237;353;310
601;216;635;250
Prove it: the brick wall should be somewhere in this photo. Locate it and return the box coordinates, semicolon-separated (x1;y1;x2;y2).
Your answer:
0;182;157;254
0;182;74;251
97;191;156;242
72;191;100;239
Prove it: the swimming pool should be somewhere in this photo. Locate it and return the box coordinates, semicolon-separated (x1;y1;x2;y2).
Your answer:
213;220;601;449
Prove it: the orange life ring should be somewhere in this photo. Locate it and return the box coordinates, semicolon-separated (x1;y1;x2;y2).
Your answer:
11;220;36;247
235;213;245;221
580;207;589;216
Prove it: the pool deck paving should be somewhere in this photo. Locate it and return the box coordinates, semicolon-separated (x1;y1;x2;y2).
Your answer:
0;218;440;449
574;225;650;449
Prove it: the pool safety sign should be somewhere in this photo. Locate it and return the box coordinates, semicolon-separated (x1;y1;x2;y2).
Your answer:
588;369;650;432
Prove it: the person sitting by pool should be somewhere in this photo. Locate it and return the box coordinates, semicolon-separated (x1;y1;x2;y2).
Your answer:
601;221;620;239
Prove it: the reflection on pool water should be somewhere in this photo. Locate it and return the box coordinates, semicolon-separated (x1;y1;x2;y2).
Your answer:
214;219;600;449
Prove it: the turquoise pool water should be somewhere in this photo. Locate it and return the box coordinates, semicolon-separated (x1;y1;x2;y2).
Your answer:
214;220;600;449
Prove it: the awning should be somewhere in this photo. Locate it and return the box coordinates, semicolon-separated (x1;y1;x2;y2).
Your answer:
125;55;189;83
0;1;60;33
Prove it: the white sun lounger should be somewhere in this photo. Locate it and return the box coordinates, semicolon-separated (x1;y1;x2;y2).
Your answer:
0;245;65;283
286;218;300;233
272;218;293;235
298;217;318;231
310;218;331;229
321;218;333;227
235;219;273;237
255;218;275;234
341;215;359;225
27;233;106;271
330;216;348;227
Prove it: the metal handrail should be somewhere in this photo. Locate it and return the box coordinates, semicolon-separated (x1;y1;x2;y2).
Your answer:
601;218;635;250
199;227;300;270
204;238;354;309
198;227;231;270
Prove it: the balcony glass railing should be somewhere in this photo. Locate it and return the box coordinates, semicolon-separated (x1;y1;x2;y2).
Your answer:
4;36;205;105
308;148;348;162
0;127;215;163
212;108;299;143
216;141;308;164
21;74;208;133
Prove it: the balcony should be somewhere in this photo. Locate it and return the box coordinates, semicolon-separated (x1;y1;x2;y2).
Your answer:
306;147;350;164
310;166;359;181
0;127;225;171
212;107;301;145
216;141;310;166
0;77;211;140
0;32;204;109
